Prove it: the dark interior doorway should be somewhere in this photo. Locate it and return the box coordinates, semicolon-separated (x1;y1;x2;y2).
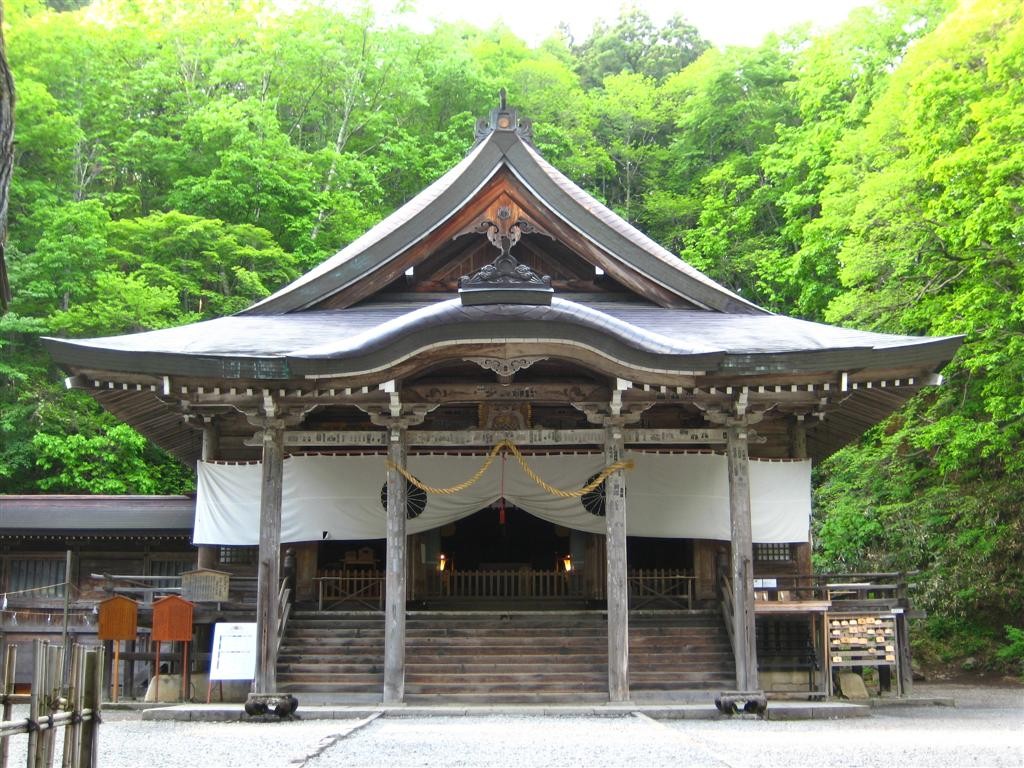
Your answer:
317;539;385;570
627;537;694;571
439;504;570;571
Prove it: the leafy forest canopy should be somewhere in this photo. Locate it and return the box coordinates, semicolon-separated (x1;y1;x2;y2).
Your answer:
0;0;1021;671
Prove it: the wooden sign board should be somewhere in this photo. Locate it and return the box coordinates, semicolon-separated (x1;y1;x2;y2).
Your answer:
209;623;258;681
97;595;138;641
181;569;230;602
152;594;194;641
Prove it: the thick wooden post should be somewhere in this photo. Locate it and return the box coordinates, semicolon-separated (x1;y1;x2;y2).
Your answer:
197;421;220;570
253;411;284;694
727;424;759;691
789;415;807;460
383;425;408;704
605;422;629;702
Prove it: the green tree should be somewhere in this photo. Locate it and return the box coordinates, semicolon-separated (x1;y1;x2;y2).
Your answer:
574;7;708;88
811;0;1024;662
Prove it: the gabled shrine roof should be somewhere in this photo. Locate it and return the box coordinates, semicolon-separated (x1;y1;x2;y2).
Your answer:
243;103;765;315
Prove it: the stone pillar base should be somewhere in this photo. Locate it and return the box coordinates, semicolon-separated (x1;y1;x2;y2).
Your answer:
714;690;767;716
244;692;299;718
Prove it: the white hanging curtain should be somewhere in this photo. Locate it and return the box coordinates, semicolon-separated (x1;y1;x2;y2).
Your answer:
193;452;810;545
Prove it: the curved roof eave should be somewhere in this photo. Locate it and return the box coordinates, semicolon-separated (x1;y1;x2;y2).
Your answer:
41;301;963;383
287;297;727;377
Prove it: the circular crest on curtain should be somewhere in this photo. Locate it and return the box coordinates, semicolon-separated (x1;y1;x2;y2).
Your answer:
380;480;428;519
581;473;606;517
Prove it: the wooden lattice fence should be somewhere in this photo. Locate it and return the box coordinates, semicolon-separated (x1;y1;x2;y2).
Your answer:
0;641;103;768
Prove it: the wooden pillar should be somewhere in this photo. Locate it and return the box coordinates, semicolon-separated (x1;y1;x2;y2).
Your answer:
789;415;807;460
383;425;408;704
789;415;813;576
727;424;759;691
605;422;629;702
197;419;220;570
253;412;284;694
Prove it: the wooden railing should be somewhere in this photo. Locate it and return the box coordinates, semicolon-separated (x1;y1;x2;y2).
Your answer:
315;570;384;610
312;567;695;608
750;572;912;607
719;568;735;654
628;569;694;609
274;578;291;656
431;569;578;599
0;642;103;768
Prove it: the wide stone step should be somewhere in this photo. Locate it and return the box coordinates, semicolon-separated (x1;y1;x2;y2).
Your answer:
404;636;607;649
284;626;384;635
278;655;383;667
630;653;733;663
281;638;383;648
405;627;608;639
403;691;610;705
406;671;605;684
279;672;384;684
405;681;607;694
405;662;605;674
403;659;606;671
631;676;736;689
280;662;385;674
279;682;382;694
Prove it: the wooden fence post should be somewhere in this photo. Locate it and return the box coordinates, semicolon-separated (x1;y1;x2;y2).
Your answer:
61;645;83;768
1;644;15;768
78;647;102;768
39;642;63;768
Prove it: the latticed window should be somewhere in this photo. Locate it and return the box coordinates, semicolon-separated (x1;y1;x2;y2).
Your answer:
218;546;257;565
149;558;193;588
6;557;66;598
754;543;793;562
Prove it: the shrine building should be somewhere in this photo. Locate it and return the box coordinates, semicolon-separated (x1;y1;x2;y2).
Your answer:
43;98;961;707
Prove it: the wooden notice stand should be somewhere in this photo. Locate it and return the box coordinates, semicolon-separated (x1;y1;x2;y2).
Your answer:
97;595;138;702
151;595;194;702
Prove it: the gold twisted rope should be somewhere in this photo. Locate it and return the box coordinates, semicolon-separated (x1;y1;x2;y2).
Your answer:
386;439;634;498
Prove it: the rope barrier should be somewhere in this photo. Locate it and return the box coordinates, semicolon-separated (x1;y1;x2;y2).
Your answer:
1;582;73;598
385;439;634;498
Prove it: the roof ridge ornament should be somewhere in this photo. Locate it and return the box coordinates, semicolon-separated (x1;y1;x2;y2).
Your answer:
458;202;553;306
474;88;534;146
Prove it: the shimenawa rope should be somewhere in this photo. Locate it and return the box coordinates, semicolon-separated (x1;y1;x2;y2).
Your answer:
385;439;634;498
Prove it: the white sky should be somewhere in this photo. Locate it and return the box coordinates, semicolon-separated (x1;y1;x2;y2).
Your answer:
373;0;877;48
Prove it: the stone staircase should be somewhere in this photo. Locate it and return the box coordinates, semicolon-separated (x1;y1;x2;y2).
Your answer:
629;612;736;700
404;612;609;704
277;609;734;703
277;612;385;702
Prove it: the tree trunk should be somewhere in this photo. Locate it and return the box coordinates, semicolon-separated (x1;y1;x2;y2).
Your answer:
0;1;15;312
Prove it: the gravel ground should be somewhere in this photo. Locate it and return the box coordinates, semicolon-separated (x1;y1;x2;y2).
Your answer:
5;684;1021;768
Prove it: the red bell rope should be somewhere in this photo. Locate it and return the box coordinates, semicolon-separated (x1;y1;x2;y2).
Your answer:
499;451;507;525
